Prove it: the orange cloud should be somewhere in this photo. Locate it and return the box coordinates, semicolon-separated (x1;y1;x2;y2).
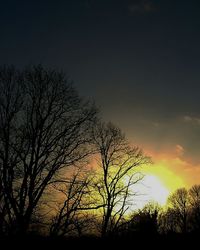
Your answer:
175;144;184;156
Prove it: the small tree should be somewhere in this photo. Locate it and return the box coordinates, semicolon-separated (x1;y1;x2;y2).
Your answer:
129;202;160;235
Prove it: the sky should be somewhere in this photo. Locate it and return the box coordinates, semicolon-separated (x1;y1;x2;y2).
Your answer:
1;0;200;193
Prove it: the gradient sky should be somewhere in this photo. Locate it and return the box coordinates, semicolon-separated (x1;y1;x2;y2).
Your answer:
1;0;200;189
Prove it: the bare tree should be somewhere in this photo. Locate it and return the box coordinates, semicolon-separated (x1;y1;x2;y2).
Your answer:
188;185;200;231
0;66;24;234
189;185;200;209
168;188;189;233
49;167;99;237
159;207;180;234
91;122;150;237
0;65;97;235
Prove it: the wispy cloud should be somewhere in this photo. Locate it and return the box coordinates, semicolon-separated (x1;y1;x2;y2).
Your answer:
175;144;184;156
128;0;157;14
183;115;200;125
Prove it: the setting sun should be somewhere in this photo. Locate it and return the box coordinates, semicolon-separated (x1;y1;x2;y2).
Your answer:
132;174;169;209
131;162;186;210
141;175;169;205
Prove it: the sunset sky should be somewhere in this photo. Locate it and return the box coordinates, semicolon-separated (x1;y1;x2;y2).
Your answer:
1;0;200;202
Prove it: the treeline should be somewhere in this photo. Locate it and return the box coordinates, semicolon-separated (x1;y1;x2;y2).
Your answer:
123;185;200;237
0;65;199;241
160;186;200;234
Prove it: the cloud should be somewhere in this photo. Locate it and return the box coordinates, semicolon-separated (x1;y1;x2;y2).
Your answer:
128;0;156;14
175;144;184;156
183;115;193;122
183;115;200;125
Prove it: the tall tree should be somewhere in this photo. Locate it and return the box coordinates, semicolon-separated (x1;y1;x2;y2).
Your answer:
91;122;150;237
0;65;97;235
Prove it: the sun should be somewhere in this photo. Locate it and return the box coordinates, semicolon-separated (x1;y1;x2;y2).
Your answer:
141;175;170;204
132;174;170;210
129;162;185;210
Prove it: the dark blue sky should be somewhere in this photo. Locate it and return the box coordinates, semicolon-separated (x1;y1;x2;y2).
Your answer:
1;0;200;164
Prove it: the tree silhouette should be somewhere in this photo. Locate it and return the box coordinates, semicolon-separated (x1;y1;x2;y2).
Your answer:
49;167;99;237
128;202;160;235
158;207;179;234
168;188;189;233
188;185;200;232
91;122;150;237
0;65;97;235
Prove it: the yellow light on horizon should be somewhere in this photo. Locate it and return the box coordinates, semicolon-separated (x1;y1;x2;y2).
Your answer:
131;174;170;210
129;162;186;211
141;174;170;205
144;162;186;192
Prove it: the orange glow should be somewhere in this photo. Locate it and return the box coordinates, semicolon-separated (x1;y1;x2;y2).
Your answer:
128;148;189;210
90;145;200;211
141;143;200;189
142;163;185;194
